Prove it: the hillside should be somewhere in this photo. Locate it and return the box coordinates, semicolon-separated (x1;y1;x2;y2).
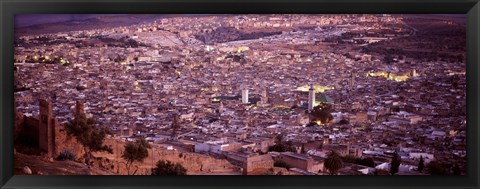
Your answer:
14;152;115;175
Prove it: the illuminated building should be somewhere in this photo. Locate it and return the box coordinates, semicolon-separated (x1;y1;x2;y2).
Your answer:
242;84;249;104
411;69;418;77
308;84;315;111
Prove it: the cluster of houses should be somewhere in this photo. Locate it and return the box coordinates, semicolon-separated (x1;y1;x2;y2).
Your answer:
14;14;466;175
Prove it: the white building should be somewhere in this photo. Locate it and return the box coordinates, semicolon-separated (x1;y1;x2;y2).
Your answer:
241;85;249;104
308;84;315;111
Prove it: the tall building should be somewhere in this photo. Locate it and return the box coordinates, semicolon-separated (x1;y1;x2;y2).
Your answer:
242;84;249;104
261;87;268;104
411;69;418;77
308;84;315;111
39;99;54;157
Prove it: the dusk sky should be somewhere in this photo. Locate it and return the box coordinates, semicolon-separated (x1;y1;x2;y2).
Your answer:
15;14;122;27
15;14;465;28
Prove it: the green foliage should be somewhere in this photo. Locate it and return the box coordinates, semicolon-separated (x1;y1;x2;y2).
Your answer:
389;152;401;175
338;119;349;125
427;161;446;175
122;138;151;175
274;160;291;169
341;155;357;163
384;54;394;64
56;150;76;161
269;134;295;152
306;122;317;127
357;157;375;167
64;113;113;154
417;156;425;172
269;143;295;153
324;151;343;175
152;160;187;175
342;155;375;167
171;114;181;137
275;134;284;143
290;104;299;109
373;169;390;175
310;103;334;125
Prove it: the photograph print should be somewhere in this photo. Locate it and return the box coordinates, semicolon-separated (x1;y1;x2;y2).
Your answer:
13;14;466;176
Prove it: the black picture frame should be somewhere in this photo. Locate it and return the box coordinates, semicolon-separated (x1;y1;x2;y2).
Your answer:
1;0;479;189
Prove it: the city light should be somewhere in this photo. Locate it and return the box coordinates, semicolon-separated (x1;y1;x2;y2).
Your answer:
13;14;466;176
367;71;412;82
295;85;334;93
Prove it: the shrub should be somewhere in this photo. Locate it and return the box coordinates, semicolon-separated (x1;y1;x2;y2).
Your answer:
56;150;76;161
274;160;291;169
152;160;187;175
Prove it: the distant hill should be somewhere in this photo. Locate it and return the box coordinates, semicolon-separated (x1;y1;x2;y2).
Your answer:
394;14;466;25
15;14;166;36
15;14;217;37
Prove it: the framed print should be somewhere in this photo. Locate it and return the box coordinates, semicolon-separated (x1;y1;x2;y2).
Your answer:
1;0;479;189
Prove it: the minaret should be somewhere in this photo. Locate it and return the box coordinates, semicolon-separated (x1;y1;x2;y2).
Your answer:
261;87;268;104
219;101;225;113
75;100;85;118
241;84;249;104
261;81;268;104
308;84;315;111
411;69;418;77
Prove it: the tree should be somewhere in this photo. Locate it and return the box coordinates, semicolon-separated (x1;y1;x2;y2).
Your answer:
324;151;343;175
338;119;349;125
300;143;306;154
269;134;295;152
152;160;187;175
171;114;180;137
64;113;113;166
384;54;394;64
390;152;401;175
122;138;151;175
357;157;375;167
274;159;291;169
427;161;446;175
373;169;391;175
417;156;425;172
310;103;334;125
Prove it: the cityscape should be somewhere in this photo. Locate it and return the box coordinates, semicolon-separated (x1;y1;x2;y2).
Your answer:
13;14;466;175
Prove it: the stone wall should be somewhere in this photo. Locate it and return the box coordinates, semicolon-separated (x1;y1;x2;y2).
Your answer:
278;152;322;173
15;99;85;159
39;99;54;157
15;116;40;148
154;149;238;174
53;118;85;159
14;111;24;141
243;154;274;175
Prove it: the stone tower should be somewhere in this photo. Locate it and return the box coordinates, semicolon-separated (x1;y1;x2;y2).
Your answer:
411;69;418;77
39;99;55;157
308;84;316;111
241;84;249;104
261;87;268;104
75;100;85;118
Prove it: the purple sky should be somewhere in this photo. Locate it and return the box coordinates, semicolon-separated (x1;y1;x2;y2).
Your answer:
15;14;465;28
15;14;123;27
